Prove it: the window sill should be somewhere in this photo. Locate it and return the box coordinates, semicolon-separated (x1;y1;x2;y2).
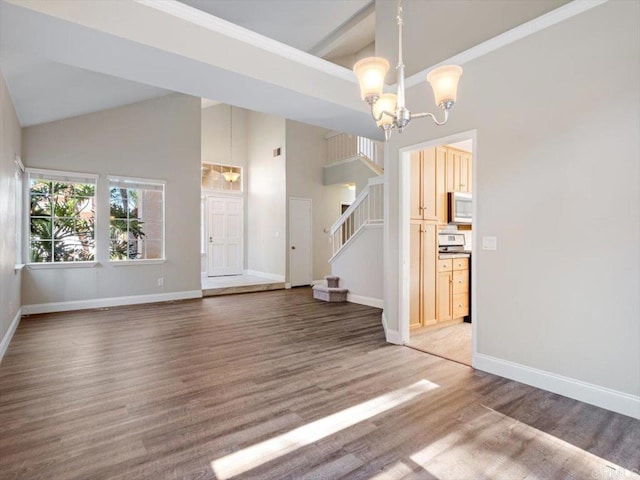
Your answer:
14;264;26;272
28;261;99;270
109;259;165;266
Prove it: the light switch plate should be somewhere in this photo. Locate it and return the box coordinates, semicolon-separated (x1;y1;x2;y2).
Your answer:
482;236;498;250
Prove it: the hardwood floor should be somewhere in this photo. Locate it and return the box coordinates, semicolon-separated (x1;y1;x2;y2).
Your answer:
409;322;472;366
0;289;638;480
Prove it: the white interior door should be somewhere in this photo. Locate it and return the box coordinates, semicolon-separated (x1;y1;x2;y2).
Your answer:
207;196;243;277
289;197;313;287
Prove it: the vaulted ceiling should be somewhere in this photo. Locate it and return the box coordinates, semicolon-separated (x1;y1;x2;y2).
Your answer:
0;0;572;133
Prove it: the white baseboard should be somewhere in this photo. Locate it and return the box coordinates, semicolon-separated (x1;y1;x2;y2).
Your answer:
0;308;22;363
382;311;402;345
474;353;640;420
243;269;286;282
347;293;383;309
22;290;203;315
311;279;325;286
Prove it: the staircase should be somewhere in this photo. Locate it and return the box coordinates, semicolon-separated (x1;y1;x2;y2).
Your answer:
330;176;384;258
312;276;348;302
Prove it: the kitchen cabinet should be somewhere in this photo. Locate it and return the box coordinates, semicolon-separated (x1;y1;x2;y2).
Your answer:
410;148;447;223
409;220;437;329
446;147;472;193
436;256;470;322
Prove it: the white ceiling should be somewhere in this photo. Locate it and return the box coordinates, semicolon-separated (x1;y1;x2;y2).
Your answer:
0;0;574;132
0;50;170;127
177;0;372;53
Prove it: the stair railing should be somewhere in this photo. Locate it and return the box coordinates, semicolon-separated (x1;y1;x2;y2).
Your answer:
326;132;384;172
330;176;384;259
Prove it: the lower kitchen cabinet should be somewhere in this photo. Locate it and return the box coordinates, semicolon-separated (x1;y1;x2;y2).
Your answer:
436;256;470;322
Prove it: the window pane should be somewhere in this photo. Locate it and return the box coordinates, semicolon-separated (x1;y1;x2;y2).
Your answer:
31;217;52;240
144;240;163;259
29;179;51;195
30;239;52;263
31;194;51;216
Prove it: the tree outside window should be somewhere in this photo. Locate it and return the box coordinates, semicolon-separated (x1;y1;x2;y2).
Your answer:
28;171;96;263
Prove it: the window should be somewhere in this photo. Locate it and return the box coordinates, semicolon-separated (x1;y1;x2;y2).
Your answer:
27;168;97;263
201;163;242;192
109;177;165;261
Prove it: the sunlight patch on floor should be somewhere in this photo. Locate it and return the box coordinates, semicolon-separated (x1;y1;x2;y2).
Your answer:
410;406;640;480
211;379;440;479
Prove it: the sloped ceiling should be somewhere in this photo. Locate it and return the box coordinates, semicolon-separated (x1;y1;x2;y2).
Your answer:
0;0;573;133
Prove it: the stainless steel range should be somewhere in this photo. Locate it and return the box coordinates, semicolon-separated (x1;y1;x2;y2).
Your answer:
438;233;466;254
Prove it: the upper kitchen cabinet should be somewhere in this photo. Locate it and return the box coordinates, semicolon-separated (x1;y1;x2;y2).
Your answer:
446;147;472;193
410;147;448;223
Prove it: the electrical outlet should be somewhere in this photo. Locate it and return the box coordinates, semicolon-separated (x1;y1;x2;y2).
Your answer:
157;277;164;287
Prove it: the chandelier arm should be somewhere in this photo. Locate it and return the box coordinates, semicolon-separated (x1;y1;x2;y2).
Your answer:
411;108;450;126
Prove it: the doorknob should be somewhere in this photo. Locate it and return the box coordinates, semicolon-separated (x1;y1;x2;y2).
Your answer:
209;236;212;243
291;246;296;250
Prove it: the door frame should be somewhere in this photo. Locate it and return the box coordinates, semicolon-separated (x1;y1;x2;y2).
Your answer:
205;192;244;277
288;197;313;287
398;129;478;366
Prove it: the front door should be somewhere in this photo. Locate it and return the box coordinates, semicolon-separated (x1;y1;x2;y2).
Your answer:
289;197;312;287
207;196;243;277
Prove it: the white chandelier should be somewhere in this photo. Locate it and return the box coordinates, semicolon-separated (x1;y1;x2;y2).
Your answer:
353;0;463;141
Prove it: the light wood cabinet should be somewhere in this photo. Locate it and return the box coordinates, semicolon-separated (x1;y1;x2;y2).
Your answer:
446;147;472;194
410;148;447;223
435;147;448;224
436;256;470;322
437;271;453;322
409;220;437;329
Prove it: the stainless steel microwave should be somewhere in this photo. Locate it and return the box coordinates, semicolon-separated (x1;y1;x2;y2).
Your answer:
449;192;472;224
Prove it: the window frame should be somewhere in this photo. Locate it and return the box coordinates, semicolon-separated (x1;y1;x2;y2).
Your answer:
14;156;25;270
108;175;166;264
25;167;99;267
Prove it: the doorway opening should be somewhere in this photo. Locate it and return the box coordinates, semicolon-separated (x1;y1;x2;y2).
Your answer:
399;131;477;367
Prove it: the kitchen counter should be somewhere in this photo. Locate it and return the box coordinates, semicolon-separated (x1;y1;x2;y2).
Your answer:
438;252;471;259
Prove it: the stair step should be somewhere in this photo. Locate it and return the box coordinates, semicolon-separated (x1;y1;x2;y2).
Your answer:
324;275;340;288
312;284;348;303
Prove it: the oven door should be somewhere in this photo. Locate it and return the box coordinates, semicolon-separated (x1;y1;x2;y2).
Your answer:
449;192;472;224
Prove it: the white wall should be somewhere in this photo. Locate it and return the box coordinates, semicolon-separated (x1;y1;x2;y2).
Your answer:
285;120;355;281
381;1;639;415
246;111;286;278
21;94;202;308
331;225;382;306
323;159;378;195
0;70;22;358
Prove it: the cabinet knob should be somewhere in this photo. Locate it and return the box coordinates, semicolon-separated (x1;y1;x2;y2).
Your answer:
458;304;463;307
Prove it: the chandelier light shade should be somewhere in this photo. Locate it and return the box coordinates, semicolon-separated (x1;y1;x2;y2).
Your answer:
353;57;390;103
222;170;240;183
372;93;397;129
353;0;463;141
426;65;463;108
